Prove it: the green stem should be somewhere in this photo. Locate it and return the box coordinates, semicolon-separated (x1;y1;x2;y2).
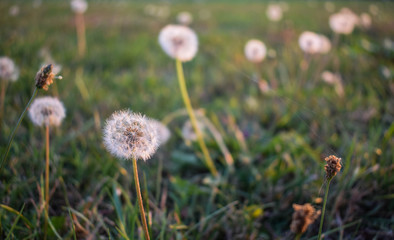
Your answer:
132;158;150;240
318;179;332;240
0;87;38;175
175;59;218;177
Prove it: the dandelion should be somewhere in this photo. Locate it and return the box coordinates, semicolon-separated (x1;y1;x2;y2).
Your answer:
291;203;320;239
319;34;331;54
9;5;20;16
329;12;356;35
149;118;171;146
317;155;342;240
266;4;283;22
103;110;159;240
0;64;62;175
158;24;198;62
244;39;267;63
0;57;19;82
28;96;65;240
359;13;372;29
182;120;205;142
158;24;218;176
321;71;344;97
28;97;66;127
71;0;88;57
177;11;193;26
299;31;321;54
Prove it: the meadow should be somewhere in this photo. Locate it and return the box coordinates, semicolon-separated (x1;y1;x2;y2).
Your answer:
0;1;393;239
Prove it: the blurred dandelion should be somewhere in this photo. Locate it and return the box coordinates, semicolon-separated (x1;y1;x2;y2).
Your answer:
28;96;65;240
290;203;320;239
0;56;19;131
318;155;342;240
359;13;372;29
266;4;283;22
1;64;62;175
244;39;267;63
182;119;205;143
318;34;331;54
329;12;356;35
103;110;158;240
321;71;344;97
159;24;218;176
177;11;193;26
71;0;88;57
149;118;171;146
9;5;20;16
299;31;322;54
159;24;198;62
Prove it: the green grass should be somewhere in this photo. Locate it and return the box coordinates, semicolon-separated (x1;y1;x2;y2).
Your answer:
1;1;393;239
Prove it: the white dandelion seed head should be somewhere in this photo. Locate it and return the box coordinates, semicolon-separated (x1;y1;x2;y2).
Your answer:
319;34;331;54
359;13;372;29
266;4;283;22
0;57;19;82
244;39;267;63
9;5;20;16
177;11;193;25
298;31;321;54
71;0;88;14
321;71;341;85
158;24;198;62
103;110;159;161
329;9;357;35
182;120;205;142
28;97;66;127
149;119;171;146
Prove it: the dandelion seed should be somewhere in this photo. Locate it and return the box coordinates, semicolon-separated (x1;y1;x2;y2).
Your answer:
0;57;19;82
177;11;193;25
359;13;372;29
324;155;342;180
266;4;283;22
103;110;159;161
28;97;66;127
318;35;331;54
298;31;321;54
35;64;62;91
70;0;88;14
244;39;267;63
329;11;356;35
149;119;171;145
158;24;198;62
291;203;320;235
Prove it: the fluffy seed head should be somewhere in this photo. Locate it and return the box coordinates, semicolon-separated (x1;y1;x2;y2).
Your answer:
329;11;357;35
177;11;193;25
71;0;88;14
28;97;66;127
0;57;19;82
319;35;331;54
103;110;159;161
299;32;321;54
182;120;205;142
266;4;283;22
359;13;372;29
324;155;342;180
149;119;171;145
244;39;267;63
290;203;320;234
158;24;198;62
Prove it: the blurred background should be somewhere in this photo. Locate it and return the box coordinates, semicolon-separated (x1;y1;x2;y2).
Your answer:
0;0;393;239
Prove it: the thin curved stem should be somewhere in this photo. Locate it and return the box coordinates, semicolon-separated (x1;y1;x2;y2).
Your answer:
318;179;332;240
132;158;150;240
44;125;50;240
0;87;38;175
175;59;218;177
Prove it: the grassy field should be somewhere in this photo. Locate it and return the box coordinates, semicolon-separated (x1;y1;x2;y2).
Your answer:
0;1;393;239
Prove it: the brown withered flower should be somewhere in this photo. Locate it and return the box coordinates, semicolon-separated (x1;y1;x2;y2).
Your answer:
324;155;342;180
34;64;62;91
290;203;320;235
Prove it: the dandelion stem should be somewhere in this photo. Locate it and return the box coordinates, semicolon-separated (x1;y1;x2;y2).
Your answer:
132;158;150;240
0;80;9;130
318;179;332;240
175;59;218;177
0;87;38;175
44;124;50;240
75;13;86;58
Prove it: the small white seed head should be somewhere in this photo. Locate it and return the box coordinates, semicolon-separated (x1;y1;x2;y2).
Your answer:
103;110;159;161
177;11;193;25
149;119;171;146
158;24;198;62
299;31;322;54
28;97;66;127
244;39;267;63
266;4;283;22
71;0;88;14
0;57;19;82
